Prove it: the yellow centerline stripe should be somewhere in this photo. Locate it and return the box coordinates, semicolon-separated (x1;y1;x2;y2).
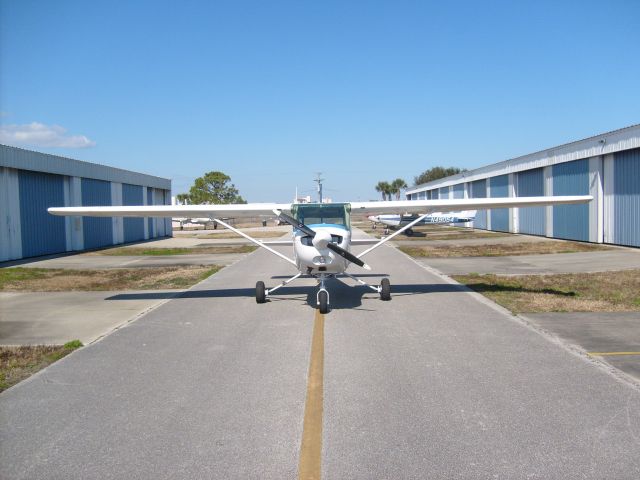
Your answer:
588;351;640;357
298;310;325;480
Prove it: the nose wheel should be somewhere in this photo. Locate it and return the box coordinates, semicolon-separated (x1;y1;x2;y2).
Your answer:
317;289;329;314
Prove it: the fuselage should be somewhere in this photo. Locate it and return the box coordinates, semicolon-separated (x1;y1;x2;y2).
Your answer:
290;203;352;275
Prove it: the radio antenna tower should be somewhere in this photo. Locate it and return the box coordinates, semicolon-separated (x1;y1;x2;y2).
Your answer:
314;172;325;203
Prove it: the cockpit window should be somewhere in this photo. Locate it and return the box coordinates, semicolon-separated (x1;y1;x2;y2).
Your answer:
294;203;349;226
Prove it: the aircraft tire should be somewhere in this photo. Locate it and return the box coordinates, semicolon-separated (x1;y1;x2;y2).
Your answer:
405;228;414;236
318;290;329;314
380;278;391;301
255;281;266;303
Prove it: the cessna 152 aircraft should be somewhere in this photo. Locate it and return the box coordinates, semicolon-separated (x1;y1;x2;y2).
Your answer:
368;210;477;235
49;195;590;313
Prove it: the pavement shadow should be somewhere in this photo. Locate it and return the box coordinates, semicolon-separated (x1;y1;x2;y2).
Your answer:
105;281;469;311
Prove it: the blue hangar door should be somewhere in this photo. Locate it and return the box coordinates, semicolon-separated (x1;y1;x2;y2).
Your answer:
553;159;589;241
490;175;509;232
613;148;640;247
19;170;67;258
517;168;545;236
122;184;145;243
82;178;113;249
471;179;487;229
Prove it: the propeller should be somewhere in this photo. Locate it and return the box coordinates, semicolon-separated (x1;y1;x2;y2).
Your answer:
277;211;371;270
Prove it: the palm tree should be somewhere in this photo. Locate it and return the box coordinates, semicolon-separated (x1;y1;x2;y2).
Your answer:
375;181;391;201
391;178;408;200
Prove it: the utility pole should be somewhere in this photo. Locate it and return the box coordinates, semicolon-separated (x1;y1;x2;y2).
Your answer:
314;172;324;203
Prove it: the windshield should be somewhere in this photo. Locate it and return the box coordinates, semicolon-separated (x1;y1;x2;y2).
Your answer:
293;203;350;227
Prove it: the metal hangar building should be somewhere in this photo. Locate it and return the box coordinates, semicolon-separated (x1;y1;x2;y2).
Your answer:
1;144;172;262
406;124;640;248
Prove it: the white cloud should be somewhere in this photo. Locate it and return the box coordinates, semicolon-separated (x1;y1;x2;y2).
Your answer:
0;122;96;148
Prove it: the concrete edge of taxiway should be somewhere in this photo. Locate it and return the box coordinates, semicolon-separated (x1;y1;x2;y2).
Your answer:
386;242;640;393
0;247;265;396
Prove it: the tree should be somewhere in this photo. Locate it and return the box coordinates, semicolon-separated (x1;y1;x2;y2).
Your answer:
179;171;246;204
375;181;392;201
390;178;408;200
414;166;466;186
175;193;190;205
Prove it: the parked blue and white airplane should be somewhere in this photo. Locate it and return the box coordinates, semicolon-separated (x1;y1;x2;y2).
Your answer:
368;210;477;235
49;195;590;313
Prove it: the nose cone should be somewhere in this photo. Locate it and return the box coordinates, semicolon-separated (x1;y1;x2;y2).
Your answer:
368;215;378;222
311;229;332;249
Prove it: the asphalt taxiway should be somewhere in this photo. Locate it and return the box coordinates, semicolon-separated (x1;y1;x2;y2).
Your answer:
2;238;640;479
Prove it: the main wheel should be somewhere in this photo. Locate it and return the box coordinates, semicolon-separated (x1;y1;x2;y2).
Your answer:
380;278;391;301
318;290;329;314
255;281;266;303
405;228;414;236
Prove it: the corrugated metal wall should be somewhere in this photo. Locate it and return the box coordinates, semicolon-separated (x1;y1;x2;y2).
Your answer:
122;183;145;243
153;188;166;236
82;178;113;249
18;170;66;257
147;188;154;237
452;184;464;199
471;179;487;229
517;168;545;236
553;159;589;241
613;148;640;247
489;175;509;232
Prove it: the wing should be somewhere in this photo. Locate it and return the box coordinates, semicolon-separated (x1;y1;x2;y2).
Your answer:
48;203;292;218
349;196;592;215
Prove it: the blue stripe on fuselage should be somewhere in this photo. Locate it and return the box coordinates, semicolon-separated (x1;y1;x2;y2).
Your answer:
306;223;348;230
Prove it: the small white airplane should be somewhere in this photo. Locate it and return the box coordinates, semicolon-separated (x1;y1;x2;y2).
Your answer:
173;217;215;230
368;210;477;235
49;195;591;313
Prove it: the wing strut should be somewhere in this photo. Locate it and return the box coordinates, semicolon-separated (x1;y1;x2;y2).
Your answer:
212;217;297;267
357;212;433;259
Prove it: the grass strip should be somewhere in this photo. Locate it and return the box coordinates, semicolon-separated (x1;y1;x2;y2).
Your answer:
453;270;640;313
0;340;83;393
400;240;609;258
0;266;222;291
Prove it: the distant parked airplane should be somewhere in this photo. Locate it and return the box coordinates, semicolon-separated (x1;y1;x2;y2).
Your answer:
49;195;591;313
173;217;215;230
368;210;477;235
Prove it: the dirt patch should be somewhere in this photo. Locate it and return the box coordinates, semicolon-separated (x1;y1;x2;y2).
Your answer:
400;240;609;258
0;340;83;392
92;245;256;256
195;230;287;239
453;270;640;313
0;266;221;291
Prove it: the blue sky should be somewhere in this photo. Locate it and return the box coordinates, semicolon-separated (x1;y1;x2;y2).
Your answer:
1;0;638;202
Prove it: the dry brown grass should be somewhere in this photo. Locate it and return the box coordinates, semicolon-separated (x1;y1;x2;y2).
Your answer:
453;270;640;313
93;245;256;256
400;240;609;258
0;266;221;291
195;230;287;239
0;341;82;392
